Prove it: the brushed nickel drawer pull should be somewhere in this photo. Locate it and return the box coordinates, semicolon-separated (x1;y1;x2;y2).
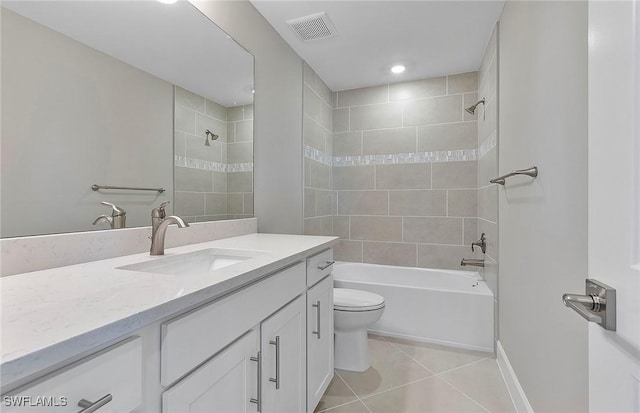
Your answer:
317;261;335;271
77;394;112;413
312;301;321;339
268;336;280;389
249;351;262;411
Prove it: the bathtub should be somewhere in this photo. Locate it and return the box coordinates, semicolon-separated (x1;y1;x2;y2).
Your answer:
332;262;494;353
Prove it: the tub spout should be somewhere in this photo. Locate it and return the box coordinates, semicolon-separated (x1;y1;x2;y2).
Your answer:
460;258;485;268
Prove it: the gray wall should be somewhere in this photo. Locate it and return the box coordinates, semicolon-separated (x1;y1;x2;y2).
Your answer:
498;1;588;411
1;9;173;237
192;0;303;235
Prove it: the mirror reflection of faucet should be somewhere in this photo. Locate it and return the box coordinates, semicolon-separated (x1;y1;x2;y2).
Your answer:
92;201;126;229
150;201;189;255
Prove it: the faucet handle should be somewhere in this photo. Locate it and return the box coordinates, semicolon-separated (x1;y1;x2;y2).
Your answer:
471;233;487;253
152;201;170;219
100;201;126;217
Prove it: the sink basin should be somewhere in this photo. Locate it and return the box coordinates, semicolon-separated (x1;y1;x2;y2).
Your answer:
118;248;266;276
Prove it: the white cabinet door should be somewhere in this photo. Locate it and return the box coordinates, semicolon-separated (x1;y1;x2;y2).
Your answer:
306;275;334;413
162;330;259;413
261;295;306;413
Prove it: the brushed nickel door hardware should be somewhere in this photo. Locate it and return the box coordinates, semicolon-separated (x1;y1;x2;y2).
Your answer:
77;394;112;413
312;301;321;339
269;336;280;389
249;351;262;411
562;279;616;331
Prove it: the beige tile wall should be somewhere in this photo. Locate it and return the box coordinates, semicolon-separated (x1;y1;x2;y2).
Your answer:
303;63;334;236
332;72;481;270
174;86;253;222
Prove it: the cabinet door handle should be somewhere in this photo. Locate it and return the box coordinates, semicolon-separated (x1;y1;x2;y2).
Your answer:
249;351;262;411
312;301;321;339
268;336;280;389
317;261;335;271
77;394;112;413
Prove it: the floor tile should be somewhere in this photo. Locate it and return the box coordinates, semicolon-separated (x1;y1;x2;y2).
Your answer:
320;400;371;413
440;358;515;413
315;374;359;412
386;336;490;373
337;339;433;398
361;376;487;413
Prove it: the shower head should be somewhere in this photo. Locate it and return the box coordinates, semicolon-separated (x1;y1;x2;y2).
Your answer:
204;129;219;146
465;98;486;115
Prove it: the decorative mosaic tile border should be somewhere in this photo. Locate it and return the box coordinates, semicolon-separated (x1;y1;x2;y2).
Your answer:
479;131;497;159
304;146;333;166
175;156;253;173
305;145;478;167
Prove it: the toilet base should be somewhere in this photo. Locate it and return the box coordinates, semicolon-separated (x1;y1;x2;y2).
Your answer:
334;329;372;372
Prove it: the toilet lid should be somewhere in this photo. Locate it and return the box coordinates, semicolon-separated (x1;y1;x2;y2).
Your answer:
334;288;385;311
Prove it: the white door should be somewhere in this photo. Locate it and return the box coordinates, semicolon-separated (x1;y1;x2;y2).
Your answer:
588;1;640;411
162;330;259;413
261;295;306;413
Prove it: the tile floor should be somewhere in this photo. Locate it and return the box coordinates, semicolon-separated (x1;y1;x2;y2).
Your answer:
315;336;515;413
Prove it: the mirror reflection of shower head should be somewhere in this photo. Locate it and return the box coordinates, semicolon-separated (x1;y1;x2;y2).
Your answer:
204;129;219;146
465;98;485;115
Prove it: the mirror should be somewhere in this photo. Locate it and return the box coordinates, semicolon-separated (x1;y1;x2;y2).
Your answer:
0;0;254;238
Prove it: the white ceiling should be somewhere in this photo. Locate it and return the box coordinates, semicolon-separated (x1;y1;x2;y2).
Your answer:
3;0;254;106
251;0;504;91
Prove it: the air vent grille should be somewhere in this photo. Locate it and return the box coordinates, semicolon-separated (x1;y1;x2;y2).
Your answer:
287;12;337;42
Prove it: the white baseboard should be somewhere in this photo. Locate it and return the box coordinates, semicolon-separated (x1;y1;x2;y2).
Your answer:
496;341;534;413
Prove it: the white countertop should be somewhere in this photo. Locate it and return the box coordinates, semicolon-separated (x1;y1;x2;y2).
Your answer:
0;233;337;387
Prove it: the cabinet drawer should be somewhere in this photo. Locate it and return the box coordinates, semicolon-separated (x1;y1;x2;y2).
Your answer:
161;262;306;386
306;249;334;287
3;337;142;413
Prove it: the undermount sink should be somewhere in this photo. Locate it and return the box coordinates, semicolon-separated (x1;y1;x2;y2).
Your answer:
117;248;267;276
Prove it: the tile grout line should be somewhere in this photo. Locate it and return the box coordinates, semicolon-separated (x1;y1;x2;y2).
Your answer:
436;374;494;413
382;339;500;411
385;338;492;377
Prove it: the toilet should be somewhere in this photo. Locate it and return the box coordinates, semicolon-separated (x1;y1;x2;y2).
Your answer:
333;288;385;372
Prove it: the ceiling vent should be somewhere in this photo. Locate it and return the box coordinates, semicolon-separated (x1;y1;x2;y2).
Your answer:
286;12;338;42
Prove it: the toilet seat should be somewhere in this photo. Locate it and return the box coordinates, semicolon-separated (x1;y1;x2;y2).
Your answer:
334;288;385;312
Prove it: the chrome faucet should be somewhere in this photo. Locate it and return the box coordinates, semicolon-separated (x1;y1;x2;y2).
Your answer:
93;201;126;229
460;258;485;268
150;201;189;255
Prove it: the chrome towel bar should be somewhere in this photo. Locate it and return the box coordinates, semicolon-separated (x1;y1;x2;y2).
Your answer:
91;184;165;193
490;166;538;185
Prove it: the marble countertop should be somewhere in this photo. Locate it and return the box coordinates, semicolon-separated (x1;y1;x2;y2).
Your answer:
0;233;338;387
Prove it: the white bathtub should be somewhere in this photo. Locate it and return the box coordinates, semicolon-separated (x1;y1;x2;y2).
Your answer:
332;262;494;352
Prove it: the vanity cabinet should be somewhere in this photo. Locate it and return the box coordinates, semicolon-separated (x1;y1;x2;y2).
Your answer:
3;337;142;413
160;262;306;387
2;245;336;413
261;295;306;413
162;330;259;413
306;275;334;413
305;248;335;413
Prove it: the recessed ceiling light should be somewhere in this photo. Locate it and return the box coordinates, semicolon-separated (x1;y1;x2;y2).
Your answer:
157;0;178;4
391;65;406;74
